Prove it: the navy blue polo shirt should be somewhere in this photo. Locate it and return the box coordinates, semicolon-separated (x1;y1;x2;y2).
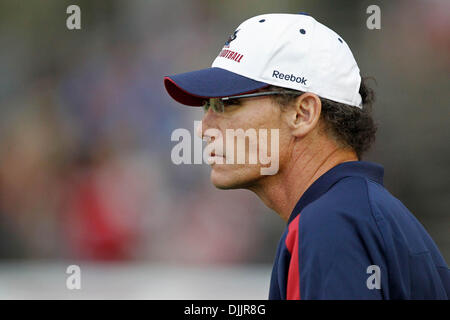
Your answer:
269;161;450;299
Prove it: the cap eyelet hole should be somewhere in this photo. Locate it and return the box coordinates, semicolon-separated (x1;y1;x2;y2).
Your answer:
299;29;306;34
259;19;265;23
338;38;343;43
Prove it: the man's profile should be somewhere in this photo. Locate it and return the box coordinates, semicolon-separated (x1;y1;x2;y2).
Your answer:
163;13;449;299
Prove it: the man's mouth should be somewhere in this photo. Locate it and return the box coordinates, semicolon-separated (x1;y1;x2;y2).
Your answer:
207;151;225;165
210;151;223;157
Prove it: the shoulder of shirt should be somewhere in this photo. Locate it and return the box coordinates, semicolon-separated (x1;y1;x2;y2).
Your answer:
293;176;389;261
298;175;388;230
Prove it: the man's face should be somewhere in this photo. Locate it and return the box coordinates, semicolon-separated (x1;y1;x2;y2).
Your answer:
200;96;292;189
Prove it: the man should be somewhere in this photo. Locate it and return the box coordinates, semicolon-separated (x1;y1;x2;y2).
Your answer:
163;13;449;299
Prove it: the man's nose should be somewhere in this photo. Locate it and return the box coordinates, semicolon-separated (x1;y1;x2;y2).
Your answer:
195;120;203;139
197;109;215;141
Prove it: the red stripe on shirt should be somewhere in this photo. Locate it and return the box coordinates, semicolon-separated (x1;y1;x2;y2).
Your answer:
285;214;301;300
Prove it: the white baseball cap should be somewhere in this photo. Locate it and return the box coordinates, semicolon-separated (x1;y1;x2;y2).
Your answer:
164;13;362;108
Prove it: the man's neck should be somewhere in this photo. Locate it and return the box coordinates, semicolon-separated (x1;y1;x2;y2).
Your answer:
249;144;358;222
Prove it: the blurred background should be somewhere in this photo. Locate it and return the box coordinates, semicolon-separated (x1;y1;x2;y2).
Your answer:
0;0;448;299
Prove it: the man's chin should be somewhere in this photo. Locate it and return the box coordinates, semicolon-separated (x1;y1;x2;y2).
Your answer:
210;166;260;190
210;173;239;190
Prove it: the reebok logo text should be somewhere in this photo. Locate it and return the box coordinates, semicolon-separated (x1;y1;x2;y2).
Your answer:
272;70;307;85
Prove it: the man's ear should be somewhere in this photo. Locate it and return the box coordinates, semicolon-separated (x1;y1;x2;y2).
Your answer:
286;93;322;138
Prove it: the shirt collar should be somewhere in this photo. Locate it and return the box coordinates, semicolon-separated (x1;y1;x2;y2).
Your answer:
287;160;384;224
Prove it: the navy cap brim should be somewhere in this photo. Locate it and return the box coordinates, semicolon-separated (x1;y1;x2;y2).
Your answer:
164;67;269;106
